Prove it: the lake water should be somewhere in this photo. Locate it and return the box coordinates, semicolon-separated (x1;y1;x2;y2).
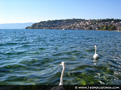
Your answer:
0;29;121;85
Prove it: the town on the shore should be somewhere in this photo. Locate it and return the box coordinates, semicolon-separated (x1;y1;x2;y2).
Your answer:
26;18;121;31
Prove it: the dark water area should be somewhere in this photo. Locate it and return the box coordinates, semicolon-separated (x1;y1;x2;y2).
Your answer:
0;29;121;85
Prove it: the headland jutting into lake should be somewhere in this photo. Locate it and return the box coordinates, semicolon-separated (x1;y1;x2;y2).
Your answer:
26;18;121;31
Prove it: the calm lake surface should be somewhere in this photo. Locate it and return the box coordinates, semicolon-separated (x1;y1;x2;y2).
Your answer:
0;29;121;85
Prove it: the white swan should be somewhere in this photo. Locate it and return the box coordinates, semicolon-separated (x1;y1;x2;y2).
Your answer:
59;61;65;85
93;45;99;60
50;62;65;90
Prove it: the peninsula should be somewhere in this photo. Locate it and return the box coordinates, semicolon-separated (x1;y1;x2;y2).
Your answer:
26;18;121;31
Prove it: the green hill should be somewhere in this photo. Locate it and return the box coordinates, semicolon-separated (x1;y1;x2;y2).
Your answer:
26;19;121;31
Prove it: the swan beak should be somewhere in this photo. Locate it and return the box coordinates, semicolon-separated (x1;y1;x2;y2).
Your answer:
59;63;62;65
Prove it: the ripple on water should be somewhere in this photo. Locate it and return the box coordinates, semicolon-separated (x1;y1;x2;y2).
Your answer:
0;29;121;85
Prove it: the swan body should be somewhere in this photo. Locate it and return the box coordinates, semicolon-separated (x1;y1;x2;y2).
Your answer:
93;53;99;60
93;45;99;60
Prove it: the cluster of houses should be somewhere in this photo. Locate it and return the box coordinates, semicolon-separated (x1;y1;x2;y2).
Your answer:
26;19;121;31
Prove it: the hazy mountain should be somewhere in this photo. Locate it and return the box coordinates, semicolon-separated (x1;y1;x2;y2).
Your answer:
0;23;33;29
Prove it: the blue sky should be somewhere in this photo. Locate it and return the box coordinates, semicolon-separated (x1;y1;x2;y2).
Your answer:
0;0;121;23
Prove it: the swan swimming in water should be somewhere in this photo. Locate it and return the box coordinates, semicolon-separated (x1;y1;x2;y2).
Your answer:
59;62;65;85
50;62;65;90
93;45;99;60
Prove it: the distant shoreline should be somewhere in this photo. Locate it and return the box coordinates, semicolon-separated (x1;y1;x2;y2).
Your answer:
26;19;121;31
0;29;121;32
25;28;121;32
26;18;121;31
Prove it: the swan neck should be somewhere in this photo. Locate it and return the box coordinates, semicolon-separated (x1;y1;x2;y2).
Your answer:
95;46;97;54
59;65;65;85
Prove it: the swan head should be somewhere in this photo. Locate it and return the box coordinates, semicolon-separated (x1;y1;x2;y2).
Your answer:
60;62;65;66
94;45;97;48
60;62;65;69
